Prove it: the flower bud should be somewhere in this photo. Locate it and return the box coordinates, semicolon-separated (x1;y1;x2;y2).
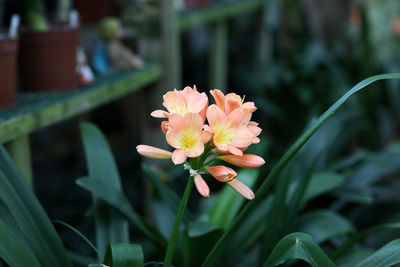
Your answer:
228;179;255;200
219;154;265;169
193;174;210;198
136;145;172;159
206;166;237;182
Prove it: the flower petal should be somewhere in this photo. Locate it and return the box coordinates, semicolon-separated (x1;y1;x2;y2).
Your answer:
183;113;204;133
172;149;186;164
230;126;254;148
210;89;226;110
194;174;210;198
220;154;265;168
228;146;243;156
151;110;168;118
184;141;204;157
163;91;187;115
242;102;257;112
187;92;208;114
136;145;172;159
166;130;182;149
228;179;255;200
227;108;245;127
207;165;237;182
200;131;212;144
161;121;169;134
206;104;227;128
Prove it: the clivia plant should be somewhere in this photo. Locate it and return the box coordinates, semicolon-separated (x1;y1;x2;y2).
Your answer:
137;86;265;266
4;77;400;267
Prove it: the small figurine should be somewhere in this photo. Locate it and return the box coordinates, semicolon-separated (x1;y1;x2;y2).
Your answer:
77;47;95;85
92;17;144;75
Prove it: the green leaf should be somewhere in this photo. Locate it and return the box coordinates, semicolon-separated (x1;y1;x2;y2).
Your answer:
302;172;345;203
142;164;194;222
354;239;400;267
0;145;72;266
76;177;167;249
80;122;130;259
103;243;144;267
183;221;223;267
54;220;99;255
347;143;400;188
208;169;259;230
331;222;400;259
203;73;400;266
225;197;272;264
0;201;33;257
68;251;96;266
297;209;355;243
262;232;335;267
336;249;374;267
0;220;40;267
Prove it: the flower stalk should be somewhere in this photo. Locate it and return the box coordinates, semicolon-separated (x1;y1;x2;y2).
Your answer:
163;176;194;267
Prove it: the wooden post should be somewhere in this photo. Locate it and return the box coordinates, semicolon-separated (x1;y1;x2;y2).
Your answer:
209;20;228;92
258;1;269;73
9;135;33;187
161;0;182;90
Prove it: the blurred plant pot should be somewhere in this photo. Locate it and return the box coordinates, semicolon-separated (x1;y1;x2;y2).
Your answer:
19;26;79;92
185;0;214;10
0;37;18;109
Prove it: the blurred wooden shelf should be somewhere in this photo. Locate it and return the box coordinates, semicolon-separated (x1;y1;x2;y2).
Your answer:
0;62;162;143
179;0;264;31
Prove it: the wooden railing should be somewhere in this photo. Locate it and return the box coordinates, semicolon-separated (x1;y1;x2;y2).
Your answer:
0;0;268;185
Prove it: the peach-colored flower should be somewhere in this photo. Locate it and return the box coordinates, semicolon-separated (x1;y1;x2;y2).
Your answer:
210;89;256;115
205;105;254;155
136;145;172;159
228;179;255;200
166;113;212;165
206;165;254;199
194;174;210;197
206;165;237;182
219;154;265;168
210;89;261;145
151;86;208;120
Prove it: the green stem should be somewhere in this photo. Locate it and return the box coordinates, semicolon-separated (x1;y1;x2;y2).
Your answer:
201;73;400;266
163;176;194;267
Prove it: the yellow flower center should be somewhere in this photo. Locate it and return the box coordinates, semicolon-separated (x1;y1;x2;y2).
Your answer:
170;99;188;116
179;130;198;150
213;124;234;145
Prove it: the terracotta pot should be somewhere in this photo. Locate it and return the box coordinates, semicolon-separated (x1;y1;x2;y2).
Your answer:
19;26;79;92
0;37;18;109
185;0;214;10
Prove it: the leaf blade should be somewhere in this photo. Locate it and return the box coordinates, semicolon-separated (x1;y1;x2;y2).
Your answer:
262;232;335;267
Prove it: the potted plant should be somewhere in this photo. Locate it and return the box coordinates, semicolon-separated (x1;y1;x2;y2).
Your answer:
0;8;19;109
18;0;79;92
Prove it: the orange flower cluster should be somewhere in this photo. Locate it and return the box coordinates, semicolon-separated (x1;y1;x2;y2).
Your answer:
137;86;265;199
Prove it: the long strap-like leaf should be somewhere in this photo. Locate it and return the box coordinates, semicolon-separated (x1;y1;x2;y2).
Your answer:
80;122;130;259
0;220;40;267
77;177;167;249
353;239;400;267
0;146;72;266
202;73;400;266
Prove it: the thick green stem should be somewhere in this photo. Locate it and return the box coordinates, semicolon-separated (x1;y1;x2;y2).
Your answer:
163;176;194;267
